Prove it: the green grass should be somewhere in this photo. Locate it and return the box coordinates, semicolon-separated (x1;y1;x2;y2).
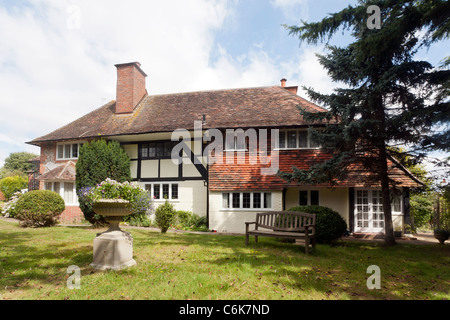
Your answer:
0;219;448;300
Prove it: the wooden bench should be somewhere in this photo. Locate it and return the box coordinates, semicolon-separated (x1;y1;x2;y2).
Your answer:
245;211;316;254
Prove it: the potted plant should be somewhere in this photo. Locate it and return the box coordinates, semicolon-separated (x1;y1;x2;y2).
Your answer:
78;178;152;270
394;225;403;238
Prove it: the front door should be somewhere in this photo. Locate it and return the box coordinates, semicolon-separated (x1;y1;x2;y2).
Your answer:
355;189;385;233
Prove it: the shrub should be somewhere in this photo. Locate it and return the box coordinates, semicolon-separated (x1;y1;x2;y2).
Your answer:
410;193;433;231
14;190;65;227
0;175;28;200
75;139;131;226
288;205;347;244
173;210;208;231
155;200;176;233
1;191;22;217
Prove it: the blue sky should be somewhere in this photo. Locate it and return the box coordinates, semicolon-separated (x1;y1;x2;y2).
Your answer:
0;0;447;179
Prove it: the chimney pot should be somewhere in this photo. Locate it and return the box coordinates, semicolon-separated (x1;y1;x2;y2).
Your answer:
114;62;147;114
280;78;287;87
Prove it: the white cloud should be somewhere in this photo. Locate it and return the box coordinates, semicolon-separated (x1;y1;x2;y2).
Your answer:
270;0;309;22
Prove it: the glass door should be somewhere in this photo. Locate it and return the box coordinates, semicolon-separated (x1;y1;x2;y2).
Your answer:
355;189;385;233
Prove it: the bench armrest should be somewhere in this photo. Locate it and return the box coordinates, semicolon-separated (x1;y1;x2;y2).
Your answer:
304;224;316;235
245;221;257;233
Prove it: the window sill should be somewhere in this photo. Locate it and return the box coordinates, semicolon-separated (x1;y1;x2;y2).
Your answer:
220;208;273;212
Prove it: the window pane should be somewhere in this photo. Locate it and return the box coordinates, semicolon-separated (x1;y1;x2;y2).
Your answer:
171;184;178;200
309;131;321;148
57;145;64;159
287;131;297;148
154;184;160;199
54;182;60;194
148;143;156;158
145;184;151;193
141;144;149;158
156;143;164;157
243;193;251;208
253;193;261;208
264;193;272;208
226;135;235;150
311;190;319;206
64;182;73;203
162;184;169;199
222;193;230;208
164;142;172;157
45;182;52;190
65;145;71;158
298;131;308;148
299;191;308;206
72;144;79;158
232;193;240;208
278;131;286;149
236;135;246;150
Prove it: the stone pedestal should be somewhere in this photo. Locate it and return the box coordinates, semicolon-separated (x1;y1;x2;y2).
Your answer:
90;200;137;271
90;230;136;270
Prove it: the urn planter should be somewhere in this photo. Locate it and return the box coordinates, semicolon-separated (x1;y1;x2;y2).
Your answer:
90;199;137;270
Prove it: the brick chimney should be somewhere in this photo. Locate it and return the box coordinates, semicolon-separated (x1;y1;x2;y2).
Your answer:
114;62;147;114
280;78;298;95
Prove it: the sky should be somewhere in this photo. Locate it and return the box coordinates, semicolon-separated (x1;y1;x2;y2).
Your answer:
0;0;448;180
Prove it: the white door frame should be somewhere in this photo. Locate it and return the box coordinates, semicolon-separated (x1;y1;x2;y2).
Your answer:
354;189;385;233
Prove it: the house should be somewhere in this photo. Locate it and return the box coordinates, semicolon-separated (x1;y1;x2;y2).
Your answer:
27;62;423;233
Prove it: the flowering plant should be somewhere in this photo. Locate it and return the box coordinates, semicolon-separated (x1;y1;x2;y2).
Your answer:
78;178;152;216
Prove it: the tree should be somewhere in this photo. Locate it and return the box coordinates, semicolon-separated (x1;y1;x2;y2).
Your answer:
75;139;131;225
0;152;37;177
282;0;450;245
0;175;28;200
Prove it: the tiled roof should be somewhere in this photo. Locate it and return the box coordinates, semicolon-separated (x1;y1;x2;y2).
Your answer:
208;150;423;190
38;161;76;181
28;86;325;145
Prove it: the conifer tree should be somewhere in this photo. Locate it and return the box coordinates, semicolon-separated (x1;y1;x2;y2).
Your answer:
76;139;131;225
281;0;449;245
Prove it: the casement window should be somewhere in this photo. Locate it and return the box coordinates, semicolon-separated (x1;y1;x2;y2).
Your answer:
277;129;321;149
145;183;179;200
299;190;319;206
44;181;78;205
222;192;272;210
56;142;84;160
140;141;178;159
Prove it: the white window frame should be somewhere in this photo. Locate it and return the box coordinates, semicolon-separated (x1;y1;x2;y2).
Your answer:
56;142;84;160
276;129;321;150
144;182;179;201
221;192;273;211
44;181;78;206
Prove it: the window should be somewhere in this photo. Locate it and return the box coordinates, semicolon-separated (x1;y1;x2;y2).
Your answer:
277;129;321;149
145;182;179;200
140;141;178;159
221;192;273;210
44;181;78;205
299;190;319;206
56;143;83;160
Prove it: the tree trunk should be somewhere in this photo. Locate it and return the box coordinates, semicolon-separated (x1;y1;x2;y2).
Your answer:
378;145;396;246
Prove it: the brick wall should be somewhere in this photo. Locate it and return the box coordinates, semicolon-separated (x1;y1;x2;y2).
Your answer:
57;206;84;224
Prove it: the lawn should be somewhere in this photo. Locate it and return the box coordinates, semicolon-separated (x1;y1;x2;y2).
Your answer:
0;219;448;300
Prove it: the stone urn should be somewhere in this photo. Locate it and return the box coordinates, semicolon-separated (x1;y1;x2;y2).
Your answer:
90;199;137;270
